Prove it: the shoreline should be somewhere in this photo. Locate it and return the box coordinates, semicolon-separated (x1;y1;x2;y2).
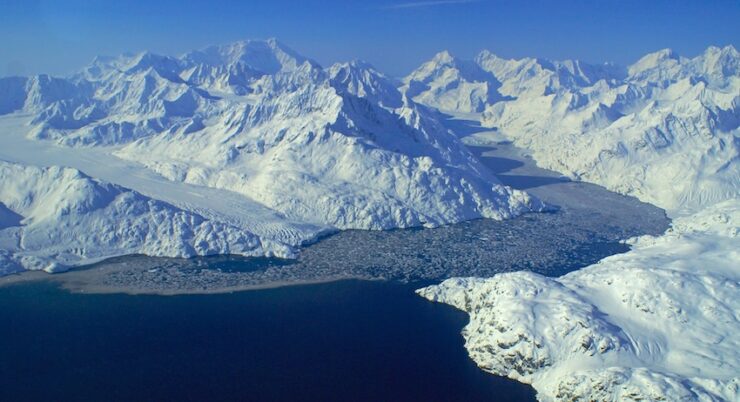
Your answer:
0;137;669;297
62;275;373;296
0;258;372;296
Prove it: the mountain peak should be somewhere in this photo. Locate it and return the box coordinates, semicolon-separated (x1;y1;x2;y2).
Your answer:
345;59;377;70
431;50;456;64
636;48;680;64
698;44;740;83
628;48;681;76
329;59;403;108
182;39;316;75
656;48;679;58
703;44;739;59
328;59;382;78
128;51;175;67
223;38;284;53
475;49;504;62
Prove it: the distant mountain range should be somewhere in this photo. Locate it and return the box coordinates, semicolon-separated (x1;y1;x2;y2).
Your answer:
404;45;739;214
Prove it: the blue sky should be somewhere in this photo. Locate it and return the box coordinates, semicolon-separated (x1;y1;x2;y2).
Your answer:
1;0;738;77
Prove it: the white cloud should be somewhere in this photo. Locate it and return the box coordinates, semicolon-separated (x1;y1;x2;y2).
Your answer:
382;0;480;10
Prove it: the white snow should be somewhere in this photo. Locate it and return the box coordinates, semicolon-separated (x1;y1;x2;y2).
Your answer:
0;160;271;274
418;200;740;401
412;45;740;401
406;46;739;214
401;50;508;114
0;39;541;273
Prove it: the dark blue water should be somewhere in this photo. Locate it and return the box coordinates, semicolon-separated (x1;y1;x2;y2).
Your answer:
0;280;536;402
0;132;670;401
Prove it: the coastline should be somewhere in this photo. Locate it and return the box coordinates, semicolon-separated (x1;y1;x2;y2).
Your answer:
0;136;668;297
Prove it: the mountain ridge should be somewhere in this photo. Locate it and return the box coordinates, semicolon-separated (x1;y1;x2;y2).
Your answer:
404;45;739;214
0;39;543;272
412;44;739;402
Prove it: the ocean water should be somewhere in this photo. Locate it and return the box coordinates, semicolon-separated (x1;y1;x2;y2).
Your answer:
0;137;670;401
0;279;535;402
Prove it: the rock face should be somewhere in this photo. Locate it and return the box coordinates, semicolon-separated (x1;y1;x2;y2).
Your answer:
0;39;541;273
407;46;739;214
418;200;739;401
0;161;269;274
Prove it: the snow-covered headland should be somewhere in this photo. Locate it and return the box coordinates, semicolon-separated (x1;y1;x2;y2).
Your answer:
0;39;542;274
415;46;739;401
418;200;739;401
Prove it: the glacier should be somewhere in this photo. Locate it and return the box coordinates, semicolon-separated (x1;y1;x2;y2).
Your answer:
413;45;740;401
0;39;541;273
0;160;271;275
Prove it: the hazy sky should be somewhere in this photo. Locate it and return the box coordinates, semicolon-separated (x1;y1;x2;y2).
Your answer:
1;0;738;78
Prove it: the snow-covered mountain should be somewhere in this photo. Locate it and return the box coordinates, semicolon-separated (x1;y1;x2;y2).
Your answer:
407;46;739;214
475;50;625;97
329;60;403;108
418;199;739;401
401;50;509;114
0;39;541;272
0;160;272;274
402;49;622;114
411;45;740;401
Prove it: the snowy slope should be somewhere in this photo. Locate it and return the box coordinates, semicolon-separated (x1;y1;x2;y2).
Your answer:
407;46;739;214
3;40;540;230
413;45;740;401
115;58;541;229
0;160;272;274
481;46;739;214
403;49;622;114
329;60;403;108
418;199;740;401
474;50;624;98
0;39;541;272
401;51;508;114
